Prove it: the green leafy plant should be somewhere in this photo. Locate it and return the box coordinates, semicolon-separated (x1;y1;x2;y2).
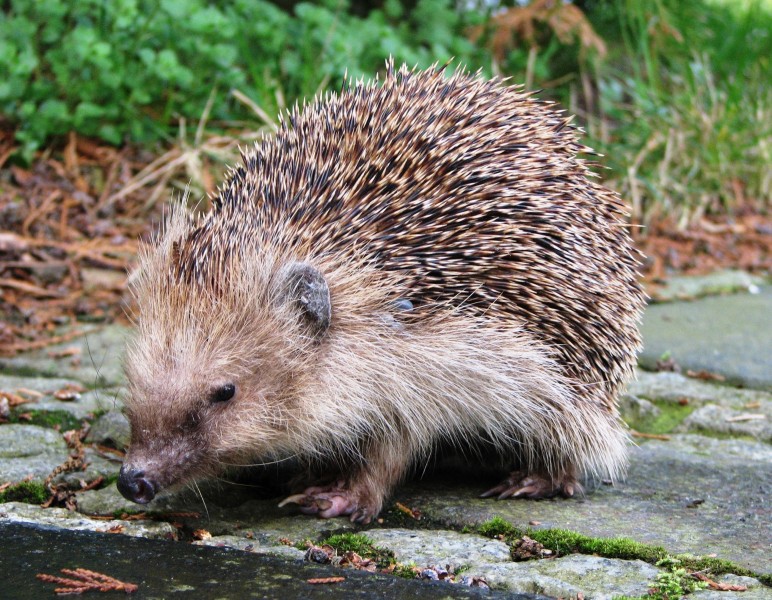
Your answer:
0;0;490;160
588;0;771;224
648;557;708;599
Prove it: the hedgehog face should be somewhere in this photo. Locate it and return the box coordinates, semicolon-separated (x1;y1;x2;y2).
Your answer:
118;365;283;504
117;258;333;504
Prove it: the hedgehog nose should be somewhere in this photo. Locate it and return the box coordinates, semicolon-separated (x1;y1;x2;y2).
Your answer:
117;466;157;504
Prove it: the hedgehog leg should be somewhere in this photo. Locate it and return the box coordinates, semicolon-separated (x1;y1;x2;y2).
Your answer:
278;443;411;524
480;468;582;500
278;479;385;524
278;481;351;514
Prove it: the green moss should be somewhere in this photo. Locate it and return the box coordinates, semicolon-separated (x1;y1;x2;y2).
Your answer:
0;480;49;504
478;522;764;582
320;533;378;555
9;409;82;431
392;563;418;579
674;556;759;581
0;364;54;379
477;516;521;538
110;508;145;519
319;533;395;567
89;408;109;420
626;400;696;434
528;529;668;563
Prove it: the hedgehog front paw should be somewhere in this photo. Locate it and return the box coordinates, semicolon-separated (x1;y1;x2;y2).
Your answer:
278;481;377;524
480;470;582;500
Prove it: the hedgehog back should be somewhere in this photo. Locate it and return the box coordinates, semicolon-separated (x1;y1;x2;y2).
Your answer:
181;65;645;407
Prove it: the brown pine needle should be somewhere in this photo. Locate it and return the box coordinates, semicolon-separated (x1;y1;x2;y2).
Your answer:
36;568;138;595
307;576;345;584
394;501;421;519
630;430;671;440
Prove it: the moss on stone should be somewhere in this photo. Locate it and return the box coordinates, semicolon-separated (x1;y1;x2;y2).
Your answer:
477;515;520;538
626;400;696;434
528;528;668;563
320;532;395;567
476;518;764;582
392;563;419;579
9;408;82;431
0;480;49;504
0;364;52;379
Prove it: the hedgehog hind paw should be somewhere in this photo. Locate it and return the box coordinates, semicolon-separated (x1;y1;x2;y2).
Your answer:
480;471;581;500
278;483;376;524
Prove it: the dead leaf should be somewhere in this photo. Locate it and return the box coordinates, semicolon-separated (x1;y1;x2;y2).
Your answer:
48;347;82;360
686;370;726;382
693;572;748;591
470;0;606;61
1;390;33;407
53;383;85;401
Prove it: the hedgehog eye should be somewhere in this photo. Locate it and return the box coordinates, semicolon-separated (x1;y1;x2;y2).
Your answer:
209;383;236;404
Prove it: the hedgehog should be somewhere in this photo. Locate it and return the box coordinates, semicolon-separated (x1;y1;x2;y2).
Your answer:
117;60;645;524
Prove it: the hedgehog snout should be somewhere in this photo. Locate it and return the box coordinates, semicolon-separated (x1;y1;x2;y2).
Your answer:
117;465;159;504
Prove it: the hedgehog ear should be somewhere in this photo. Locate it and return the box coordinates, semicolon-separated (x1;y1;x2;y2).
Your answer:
277;262;331;336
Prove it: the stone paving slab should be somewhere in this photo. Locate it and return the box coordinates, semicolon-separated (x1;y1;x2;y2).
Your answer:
0;325;128;387
648;270;766;302
624;369;772;442
1;501;177;539
640;286;772;391
0;373;123;419
694;576;772;600
477;555;660;599
1;282;771;597
69;480;758;599
391;435;771;574
3;521;525;600
367;529;512;568
368;528;660;599
628;370;772;408
0;424;69;482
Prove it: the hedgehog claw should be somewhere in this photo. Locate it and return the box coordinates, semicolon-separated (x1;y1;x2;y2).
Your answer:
277;493;308;507
312;498;334;512
479;485;507;498
350;509;373;525
279;484;370;520
482;471;580;500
